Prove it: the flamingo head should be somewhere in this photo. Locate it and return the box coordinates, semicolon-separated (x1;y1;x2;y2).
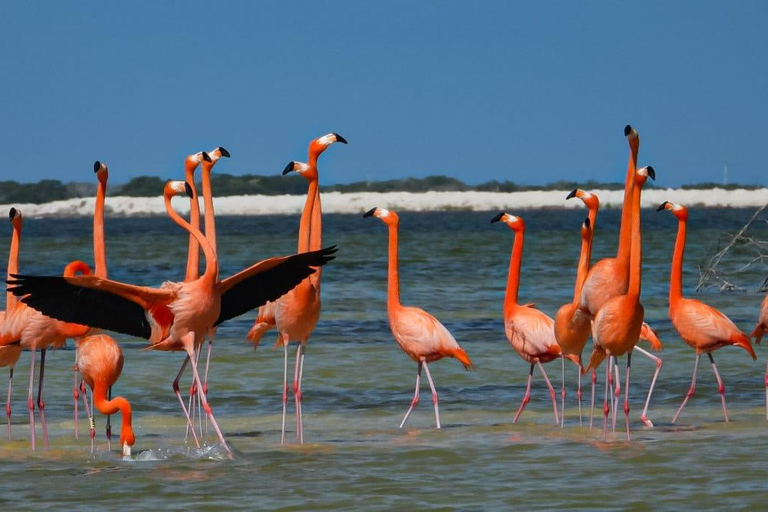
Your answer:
625;124;640;156
363;206;399;226
566;188;599;211
164;180;195;200
657;201;688;221
8;207;22;229
282;161;316;182
93;161;109;184
581;217;592;241
184;151;208;175
634;166;655;188
63;260;93;277
203;147;230;170
490;212;525;232
121;424;135;458
309;133;347;159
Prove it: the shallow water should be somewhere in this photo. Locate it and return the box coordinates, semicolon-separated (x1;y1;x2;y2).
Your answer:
0;208;767;510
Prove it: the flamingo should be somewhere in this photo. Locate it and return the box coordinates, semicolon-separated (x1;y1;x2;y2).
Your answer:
491;212;563;424
8;181;337;452
554;213;594;426
1;208;24;439
577;126;662;428
247;133;346;444
585;165;654;441
364;207;471;429
657;201;756;423
752;293;768;418
75;333;134;457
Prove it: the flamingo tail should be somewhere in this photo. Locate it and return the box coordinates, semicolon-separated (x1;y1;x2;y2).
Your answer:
732;331;757;361
448;347;473;370
640;322;663;351
583;346;608;374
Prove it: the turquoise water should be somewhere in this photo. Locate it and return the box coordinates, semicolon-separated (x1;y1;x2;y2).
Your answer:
0;208;767;510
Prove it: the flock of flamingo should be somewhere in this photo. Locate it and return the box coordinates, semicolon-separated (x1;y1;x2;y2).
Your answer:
1;127;767;458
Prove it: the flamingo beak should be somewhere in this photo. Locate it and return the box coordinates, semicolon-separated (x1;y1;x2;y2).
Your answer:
363;207;377;218
217;147;231;158
184;182;194;198
656;201;669;212
566;189;579;200
647;166;656;181
202;152;212;162
93;161;101;173
122;442;132;459
490;212;505;224
333;133;348;144
282;161;296;175
9;208;17;221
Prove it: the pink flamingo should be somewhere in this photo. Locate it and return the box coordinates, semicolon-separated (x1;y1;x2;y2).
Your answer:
1;208;24;439
752;293;768;418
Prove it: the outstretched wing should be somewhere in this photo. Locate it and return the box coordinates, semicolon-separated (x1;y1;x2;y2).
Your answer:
7;274;175;340
215;246;337;326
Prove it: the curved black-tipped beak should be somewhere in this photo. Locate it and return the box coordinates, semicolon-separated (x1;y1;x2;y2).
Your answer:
566;189;578;200
282;161;296;175
217;147;231;158
184;182;194;198
9;208;17;221
490;212;505;224
93;161;101;173
363;207;377;218
656;201;668;212
333;133;348;144
584;217;591;228
202;152;212;162
624;125;633;136
647;166;656;181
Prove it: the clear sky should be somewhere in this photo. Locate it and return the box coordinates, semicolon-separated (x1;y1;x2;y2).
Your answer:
1;1;766;187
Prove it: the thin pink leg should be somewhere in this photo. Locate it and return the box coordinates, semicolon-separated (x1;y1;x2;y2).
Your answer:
296;344;307;443
80;382;95;453
73;353;79;439
399;362;422;428
513;364;534;423
27;350;36;451
612;357;621;432
708;352;729;422
172;355;199;448
623;352;632;441
603;358;610;440
185;342;231;454
422;361;441;429
292;344;302;443
195;347;203;439
37;349;49;449
538;362;560;425
672;354;700;423
589;369;596;429
281;342;289;444
6;367;14;441
203;338;213;437
560;356;566;428
634;346;662;427
105;386;112;451
577;368;583;427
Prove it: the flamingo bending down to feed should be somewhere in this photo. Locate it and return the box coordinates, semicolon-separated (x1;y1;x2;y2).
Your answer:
657;201;756;423
247;133;346;444
492;212;565;424
578;125;662;428
1;208;24;439
8;181;338;453
364;207;472;429
75;333;134;457
753;293;768;418
585;165;655;441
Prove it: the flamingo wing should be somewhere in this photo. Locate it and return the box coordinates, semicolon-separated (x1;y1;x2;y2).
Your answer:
506;307;557;358
215;246;337;326
673;299;742;347
7;274;174;340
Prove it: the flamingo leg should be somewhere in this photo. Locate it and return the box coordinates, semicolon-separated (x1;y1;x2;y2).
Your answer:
73;353;79;439
172;355;200;448
538;362;559;425
6;367;14;441
399;362;422;429
513;364;534;424
612;357;621;432
195;348;203;439
422;361;441;429
707;352;729;422
281;342;289;444
672;354;700;423
203;337;213;435
292;344;303;443
105;386;112;450
634;345;662;427
589;369;596;429
603;358;610;440
37;349;49;449
577;368;583;427
80;381;95;453
184;341;231;454
624;352;632;441
560;356;565;428
26;349;37;450
297;344;307;443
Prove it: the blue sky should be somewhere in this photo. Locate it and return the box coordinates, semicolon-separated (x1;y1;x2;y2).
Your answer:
1;1;766;186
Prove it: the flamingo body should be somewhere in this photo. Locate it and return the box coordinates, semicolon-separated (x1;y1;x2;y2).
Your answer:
390;306;471;367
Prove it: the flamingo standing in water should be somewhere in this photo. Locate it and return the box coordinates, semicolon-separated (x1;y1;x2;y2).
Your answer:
752;293;768;418
364;207;472;429
1;208;24;439
585;166;654;440
578;125;662;428
491;212;563;424
248;133;346;444
657;201;756;423
9;181;337;452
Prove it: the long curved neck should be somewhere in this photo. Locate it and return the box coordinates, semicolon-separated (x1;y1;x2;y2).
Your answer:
6;221;21;311
386;223;401;311
185;168;201;282
92;382;131;438
165;196;218;282
670;217;687;304
588;207;598;235
298;178;318;253
572;232;593;306
616;143;638;263
94;179;108;278
201;165;217;254
504;229;524;316
627;182;643;298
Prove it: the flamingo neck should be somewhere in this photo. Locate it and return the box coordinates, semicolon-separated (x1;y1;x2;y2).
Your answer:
572;230;593;307
6;221;22;311
94;179;108;278
185;169;201;282
201;164;217;254
588;207;598;235
298;177;318;253
616;142;638;264
93;383;133;446
504;228;524;316
670;217;687;304
386;223;401;311
165;195;218;282
628;182;642;298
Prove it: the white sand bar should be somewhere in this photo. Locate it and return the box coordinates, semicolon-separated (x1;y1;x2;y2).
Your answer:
2;188;767;218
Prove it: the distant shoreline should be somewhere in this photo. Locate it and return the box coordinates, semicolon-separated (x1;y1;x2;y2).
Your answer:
2;188;767;218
